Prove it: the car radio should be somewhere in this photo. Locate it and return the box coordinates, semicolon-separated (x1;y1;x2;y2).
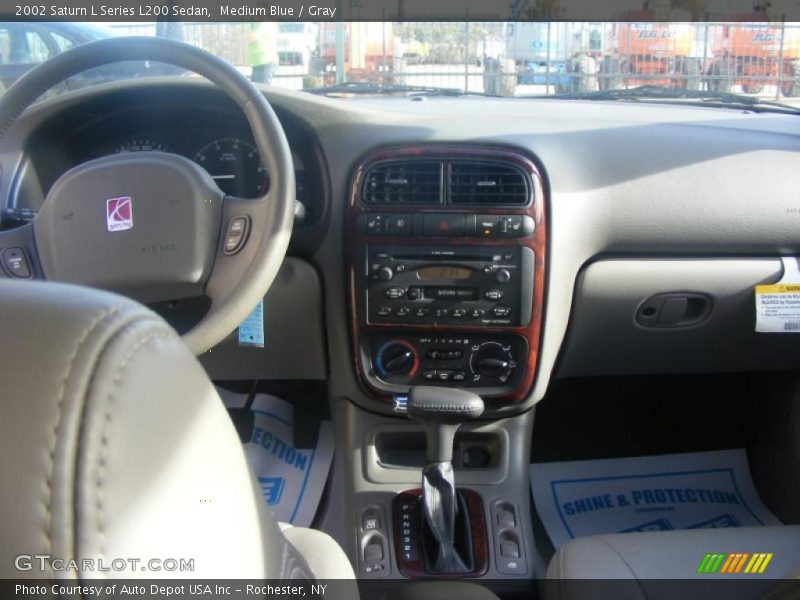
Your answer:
363;245;534;327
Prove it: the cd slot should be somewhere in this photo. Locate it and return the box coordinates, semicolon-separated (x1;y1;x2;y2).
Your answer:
392;253;495;262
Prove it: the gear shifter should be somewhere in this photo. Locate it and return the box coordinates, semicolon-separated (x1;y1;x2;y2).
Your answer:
407;386;484;573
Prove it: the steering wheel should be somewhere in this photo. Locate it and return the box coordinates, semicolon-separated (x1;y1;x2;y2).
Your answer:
0;37;295;354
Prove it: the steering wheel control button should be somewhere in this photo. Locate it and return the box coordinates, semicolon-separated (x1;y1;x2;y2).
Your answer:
223;216;250;255
2;247;31;278
423;213;466;236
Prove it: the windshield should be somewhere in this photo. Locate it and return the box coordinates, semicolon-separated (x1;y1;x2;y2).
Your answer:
1;20;799;109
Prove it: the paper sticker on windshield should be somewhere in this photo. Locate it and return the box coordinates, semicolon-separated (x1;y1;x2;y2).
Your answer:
238;299;265;347
755;258;800;333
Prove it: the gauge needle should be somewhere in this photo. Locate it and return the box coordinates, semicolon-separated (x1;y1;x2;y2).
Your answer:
211;174;236;180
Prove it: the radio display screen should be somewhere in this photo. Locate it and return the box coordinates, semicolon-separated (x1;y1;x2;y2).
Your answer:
416;266;473;280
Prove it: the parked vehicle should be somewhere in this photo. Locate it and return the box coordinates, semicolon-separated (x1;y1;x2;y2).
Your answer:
600;18;701;91
707;18;800;96
278;22;318;66
519;60;570;87
0;22;183;92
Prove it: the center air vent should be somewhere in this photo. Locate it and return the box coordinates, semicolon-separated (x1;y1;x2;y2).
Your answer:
448;161;530;206
362;160;443;205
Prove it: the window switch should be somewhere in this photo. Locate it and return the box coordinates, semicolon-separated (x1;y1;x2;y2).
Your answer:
364;541;384;564
497;508;516;528
500;540;520;559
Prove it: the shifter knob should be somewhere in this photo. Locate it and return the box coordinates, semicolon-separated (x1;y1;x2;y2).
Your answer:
408;386;484;463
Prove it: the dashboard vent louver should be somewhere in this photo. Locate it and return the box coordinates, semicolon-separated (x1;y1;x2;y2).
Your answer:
362;160;443;205
448;161;530;206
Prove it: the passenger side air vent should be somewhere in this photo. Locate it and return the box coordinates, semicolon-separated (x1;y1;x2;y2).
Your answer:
362;160;443;205
448;161;530;206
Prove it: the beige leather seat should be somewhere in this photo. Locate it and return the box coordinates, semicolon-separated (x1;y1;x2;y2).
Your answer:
546;523;800;599
0;279;355;586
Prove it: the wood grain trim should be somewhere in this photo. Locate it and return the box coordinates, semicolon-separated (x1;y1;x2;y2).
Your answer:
347;144;547;407
392;488;489;579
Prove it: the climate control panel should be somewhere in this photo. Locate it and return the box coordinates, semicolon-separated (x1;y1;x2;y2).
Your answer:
363;333;528;395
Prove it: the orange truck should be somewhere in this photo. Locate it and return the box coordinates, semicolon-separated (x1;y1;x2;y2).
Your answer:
707;17;800;96
317;23;394;83
599;16;700;90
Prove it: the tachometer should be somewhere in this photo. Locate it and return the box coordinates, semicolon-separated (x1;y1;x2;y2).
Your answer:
192;138;269;197
115;139;170;153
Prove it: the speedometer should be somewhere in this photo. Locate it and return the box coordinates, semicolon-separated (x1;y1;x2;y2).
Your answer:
192;138;268;198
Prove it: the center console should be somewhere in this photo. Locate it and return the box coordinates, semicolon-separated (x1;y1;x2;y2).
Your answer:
343;145;546;586
348;145;546;407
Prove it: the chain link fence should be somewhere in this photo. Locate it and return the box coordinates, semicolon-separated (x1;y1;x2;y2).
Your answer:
104;21;800;100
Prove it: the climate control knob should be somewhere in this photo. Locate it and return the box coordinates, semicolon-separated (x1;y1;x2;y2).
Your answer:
375;340;420;377
470;342;516;380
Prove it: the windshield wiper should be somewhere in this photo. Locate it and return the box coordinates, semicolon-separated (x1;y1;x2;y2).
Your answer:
304;81;476;97
530;85;800;114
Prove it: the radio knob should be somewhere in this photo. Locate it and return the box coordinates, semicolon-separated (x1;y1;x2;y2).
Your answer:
376;266;394;282
375;340;419;377
495;269;511;284
471;342;515;379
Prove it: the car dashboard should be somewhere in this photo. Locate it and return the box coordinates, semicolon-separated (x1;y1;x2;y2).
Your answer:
1;79;800;418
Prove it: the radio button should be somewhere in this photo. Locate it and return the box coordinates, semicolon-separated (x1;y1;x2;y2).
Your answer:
495;269;512;284
447;350;463;359
373;266;394;282
396;307;411;317
385;287;405;299
450;308;466;319
413;307;429;318
492;306;512;317
470;308;485;319
377;306;392;316
485;289;504;301
407;287;423;301
423;214;466;236
435;308;449;318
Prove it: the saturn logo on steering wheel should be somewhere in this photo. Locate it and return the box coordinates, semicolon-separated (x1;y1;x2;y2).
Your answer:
106;196;133;232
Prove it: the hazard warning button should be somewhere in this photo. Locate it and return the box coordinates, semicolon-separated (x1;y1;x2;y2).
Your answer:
423;213;466;236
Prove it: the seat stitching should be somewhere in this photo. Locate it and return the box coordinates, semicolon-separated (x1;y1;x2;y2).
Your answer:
95;328;177;561
43;305;128;556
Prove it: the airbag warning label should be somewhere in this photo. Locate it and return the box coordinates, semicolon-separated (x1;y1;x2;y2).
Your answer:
755;283;800;333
